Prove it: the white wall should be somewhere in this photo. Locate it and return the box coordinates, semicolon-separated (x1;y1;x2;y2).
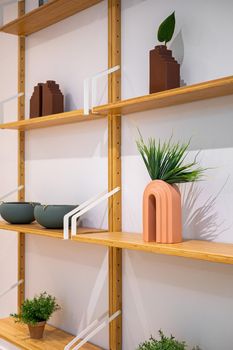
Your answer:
122;1;233;349
0;0;233;349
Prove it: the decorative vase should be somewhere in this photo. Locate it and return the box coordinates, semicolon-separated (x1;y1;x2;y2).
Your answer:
143;180;182;243
28;321;46;339
149;45;180;94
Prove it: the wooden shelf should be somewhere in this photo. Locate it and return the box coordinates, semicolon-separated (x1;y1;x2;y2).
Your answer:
0;0;103;36
0;221;106;239
0;318;101;350
74;232;233;265
0;110;105;130
93;76;233;115
1;222;233;265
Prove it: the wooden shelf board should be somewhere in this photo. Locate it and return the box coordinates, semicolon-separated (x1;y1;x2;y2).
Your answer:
0;222;233;265
0;221;106;239
74;231;233;265
0;0;103;36
0;318;101;350
93;75;233;115
0;110;105;130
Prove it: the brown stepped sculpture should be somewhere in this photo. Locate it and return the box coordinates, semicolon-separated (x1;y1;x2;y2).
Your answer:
42;80;64;116
30;83;43;118
150;45;180;93
30;80;64;118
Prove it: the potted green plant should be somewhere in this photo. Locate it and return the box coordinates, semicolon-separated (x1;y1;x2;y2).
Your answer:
11;292;60;339
137;134;204;243
150;11;180;93
137;330;201;350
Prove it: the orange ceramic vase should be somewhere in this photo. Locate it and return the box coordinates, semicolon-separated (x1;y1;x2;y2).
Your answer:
143;180;182;243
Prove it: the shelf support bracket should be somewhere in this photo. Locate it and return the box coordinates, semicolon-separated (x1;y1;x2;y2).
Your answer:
0;185;24;202
64;310;121;350
0;280;23;299
70;187;120;237
0;93;24;123
83;65;120;115
63;187;120;240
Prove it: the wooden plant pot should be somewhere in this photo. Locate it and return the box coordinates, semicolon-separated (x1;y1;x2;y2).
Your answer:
28;321;46;339
149;45;180;94
143;180;182;243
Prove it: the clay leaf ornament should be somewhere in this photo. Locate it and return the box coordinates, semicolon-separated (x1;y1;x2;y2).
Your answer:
157;11;176;46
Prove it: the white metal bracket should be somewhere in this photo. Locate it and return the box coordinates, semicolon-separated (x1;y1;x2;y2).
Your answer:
63;187;120;240
70;187;120;237
0;280;23;299
84;65;120;115
64;310;121;350
0;185;24;202
63;190;108;240
0;93;24;123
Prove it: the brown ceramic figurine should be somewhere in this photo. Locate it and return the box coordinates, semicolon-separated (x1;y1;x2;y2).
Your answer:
30;83;43;118
150;12;180;94
30;80;64;118
42;80;64;116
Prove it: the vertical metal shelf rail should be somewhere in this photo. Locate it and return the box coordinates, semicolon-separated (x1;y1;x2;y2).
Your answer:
17;0;25;313
14;0;123;349
108;1;122;349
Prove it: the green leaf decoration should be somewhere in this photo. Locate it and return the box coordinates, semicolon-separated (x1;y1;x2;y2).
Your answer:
136;132;205;184
157;11;176;45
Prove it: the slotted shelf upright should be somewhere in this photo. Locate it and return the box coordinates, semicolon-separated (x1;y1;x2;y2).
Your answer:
0;0;121;349
1;1;233;350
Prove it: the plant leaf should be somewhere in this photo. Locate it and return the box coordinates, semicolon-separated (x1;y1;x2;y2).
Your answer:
136;132;205;184
157;11;176;45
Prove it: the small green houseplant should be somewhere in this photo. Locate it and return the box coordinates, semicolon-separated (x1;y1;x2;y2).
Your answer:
136;135;204;184
11;292;60;339
137;134;205;243
137;330;201;350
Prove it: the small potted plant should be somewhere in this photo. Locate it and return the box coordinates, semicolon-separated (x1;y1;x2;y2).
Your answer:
137;134;204;243
150;11;180;93
137;330;201;350
11;292;60;339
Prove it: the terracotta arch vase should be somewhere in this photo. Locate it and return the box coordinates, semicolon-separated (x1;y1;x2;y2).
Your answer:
143;180;182;243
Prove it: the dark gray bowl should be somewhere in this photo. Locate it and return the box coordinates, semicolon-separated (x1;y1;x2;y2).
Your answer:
34;204;78;229
0;202;40;224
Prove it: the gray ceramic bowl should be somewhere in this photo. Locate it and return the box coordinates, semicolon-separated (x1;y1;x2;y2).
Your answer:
0;202;40;224
34;204;78;229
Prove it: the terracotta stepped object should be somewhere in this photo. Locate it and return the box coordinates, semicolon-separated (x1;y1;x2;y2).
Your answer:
150;45;180;94
30;80;64;118
143;180;182;243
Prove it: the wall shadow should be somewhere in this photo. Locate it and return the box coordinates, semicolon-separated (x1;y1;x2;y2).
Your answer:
181;179;232;241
